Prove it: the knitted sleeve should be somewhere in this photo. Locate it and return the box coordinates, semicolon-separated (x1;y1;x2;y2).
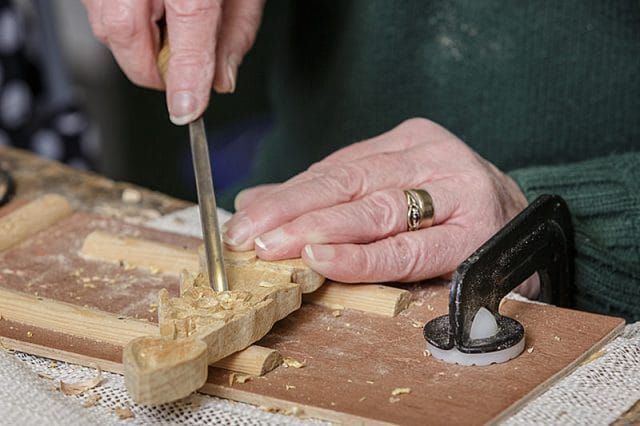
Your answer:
509;152;640;322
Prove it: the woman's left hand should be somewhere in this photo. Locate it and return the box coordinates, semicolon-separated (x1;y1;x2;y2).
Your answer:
223;118;533;293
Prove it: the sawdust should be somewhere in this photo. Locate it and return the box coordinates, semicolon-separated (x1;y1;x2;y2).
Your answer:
282;357;306;368
114;406;134;419
391;387;411;396
59;365;103;396
411;320;423;328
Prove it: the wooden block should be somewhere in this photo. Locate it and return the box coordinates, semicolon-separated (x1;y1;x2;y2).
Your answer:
303;281;412;317
79;231;199;274
0;194;73;251
214;345;282;376
123;269;302;405
80;231;325;293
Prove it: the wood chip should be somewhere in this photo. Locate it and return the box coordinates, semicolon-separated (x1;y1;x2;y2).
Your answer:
82;393;101;407
114;407;134;419
121;188;142;204
283;357;306;368
26;331;33;338
229;372;253;385
527;347;534;354
331;310;342;317
423;349;431;357
389;397;401;404
60;365;103;396
358;396;366;402
554;335;561;341
285;384;296;390
411;320;423;328
48;361;58;368
391;387;411;396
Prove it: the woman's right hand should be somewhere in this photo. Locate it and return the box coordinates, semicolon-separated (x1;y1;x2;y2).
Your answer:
82;0;265;124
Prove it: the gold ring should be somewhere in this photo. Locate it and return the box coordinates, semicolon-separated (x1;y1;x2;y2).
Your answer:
404;189;434;231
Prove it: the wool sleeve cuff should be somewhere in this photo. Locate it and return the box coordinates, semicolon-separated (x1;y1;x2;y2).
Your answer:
509;152;640;321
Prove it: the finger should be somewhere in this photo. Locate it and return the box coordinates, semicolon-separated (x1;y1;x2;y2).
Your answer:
212;0;264;93
100;0;165;89
301;225;469;283
82;0;107;42
164;0;221;124
254;183;457;260
224;145;434;249
234;183;279;211
312;118;453;166
233;120;458;214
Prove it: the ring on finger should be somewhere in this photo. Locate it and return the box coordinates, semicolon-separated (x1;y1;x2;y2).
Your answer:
404;189;434;231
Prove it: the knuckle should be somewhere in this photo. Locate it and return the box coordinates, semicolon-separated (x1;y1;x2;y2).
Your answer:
166;0;221;17
322;164;364;199
102;3;138;39
385;235;419;281
365;192;401;236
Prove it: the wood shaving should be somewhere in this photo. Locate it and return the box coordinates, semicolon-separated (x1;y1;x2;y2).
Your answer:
527;347;534;354
38;373;54;380
285;384;296;390
283;357;306;368
423;349;431;357
389;397;401;404
366;380;374;384
331;310;342;317
410;299;424;307
391;387;411;396
411;320;423;328
229;373;253;385
26;331;33;337
48;361;58;368
358;396;366;402
581;350;606;365
114;407;134;419
259;405;304;417
258;281;275;288
554;335;561;341
82;393;101;407
60;365;103;396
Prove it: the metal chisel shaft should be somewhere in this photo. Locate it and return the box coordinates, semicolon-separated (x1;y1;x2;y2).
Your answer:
190;118;228;292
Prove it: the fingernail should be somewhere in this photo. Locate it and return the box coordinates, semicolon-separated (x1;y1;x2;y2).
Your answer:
226;63;236;93
304;244;335;262
255;228;288;252
223;213;254;247
169;90;198;125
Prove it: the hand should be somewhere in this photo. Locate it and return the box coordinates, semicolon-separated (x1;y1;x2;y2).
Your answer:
82;0;264;124
224;118;536;296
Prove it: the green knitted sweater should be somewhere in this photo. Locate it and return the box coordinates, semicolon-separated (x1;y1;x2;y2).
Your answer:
230;1;640;321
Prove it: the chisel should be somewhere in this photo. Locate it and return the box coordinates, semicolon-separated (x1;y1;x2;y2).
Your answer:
158;31;228;292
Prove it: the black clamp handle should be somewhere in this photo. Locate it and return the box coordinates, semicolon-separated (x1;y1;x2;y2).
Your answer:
424;194;574;353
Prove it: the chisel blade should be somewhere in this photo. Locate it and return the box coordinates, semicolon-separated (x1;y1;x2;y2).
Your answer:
189;117;228;292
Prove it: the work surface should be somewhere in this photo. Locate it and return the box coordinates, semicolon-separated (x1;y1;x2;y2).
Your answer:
1;147;639;425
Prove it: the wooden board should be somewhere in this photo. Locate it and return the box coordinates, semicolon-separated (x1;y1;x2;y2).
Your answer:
0;201;625;425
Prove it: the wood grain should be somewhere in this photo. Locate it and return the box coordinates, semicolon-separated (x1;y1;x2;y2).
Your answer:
0;194;72;251
304;281;412;317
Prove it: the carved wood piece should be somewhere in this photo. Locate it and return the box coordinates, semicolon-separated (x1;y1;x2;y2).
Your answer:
123;269;302;405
